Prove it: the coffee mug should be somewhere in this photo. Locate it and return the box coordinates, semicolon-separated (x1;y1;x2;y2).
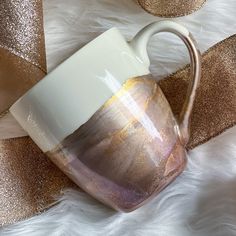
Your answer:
138;0;206;17
10;21;201;212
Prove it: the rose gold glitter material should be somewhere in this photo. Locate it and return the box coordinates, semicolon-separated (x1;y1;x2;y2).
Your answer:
138;0;206;17
48;76;187;212
0;0;74;226
0;47;45;114
0;0;46;72
159;35;236;149
0;137;75;226
0;0;46;115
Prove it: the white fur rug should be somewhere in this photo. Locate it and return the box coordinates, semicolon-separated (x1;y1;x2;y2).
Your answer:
1;0;236;235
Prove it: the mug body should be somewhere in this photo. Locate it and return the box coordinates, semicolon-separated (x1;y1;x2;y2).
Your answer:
10;28;186;211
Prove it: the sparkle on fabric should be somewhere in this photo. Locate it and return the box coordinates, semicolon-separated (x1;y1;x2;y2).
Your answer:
138;0;206;17
0;0;46;71
0;0;74;227
159;35;236;149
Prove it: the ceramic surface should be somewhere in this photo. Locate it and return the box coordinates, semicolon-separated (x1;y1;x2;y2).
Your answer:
48;75;187;211
10;21;201;211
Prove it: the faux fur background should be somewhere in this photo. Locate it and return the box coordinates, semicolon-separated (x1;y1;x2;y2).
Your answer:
1;0;236;235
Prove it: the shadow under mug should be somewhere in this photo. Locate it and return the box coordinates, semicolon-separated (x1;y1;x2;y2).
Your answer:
10;21;201;212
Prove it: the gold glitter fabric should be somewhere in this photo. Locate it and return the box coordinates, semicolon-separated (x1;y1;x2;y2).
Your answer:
138;0;206;17
0;0;74;227
0;137;74;226
159;35;236;150
0;0;46;72
0;0;46;114
0;47;45;114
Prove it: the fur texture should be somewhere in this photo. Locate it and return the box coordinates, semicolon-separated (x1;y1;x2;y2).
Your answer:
1;0;236;235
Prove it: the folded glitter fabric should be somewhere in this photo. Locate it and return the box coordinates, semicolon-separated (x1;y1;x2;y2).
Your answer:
0;0;73;227
159;35;236;150
0;0;46;113
137;0;207;17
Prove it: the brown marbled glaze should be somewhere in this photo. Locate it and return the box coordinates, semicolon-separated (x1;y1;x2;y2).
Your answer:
48;75;187;211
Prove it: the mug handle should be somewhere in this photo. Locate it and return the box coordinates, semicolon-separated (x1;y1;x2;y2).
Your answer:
129;21;201;146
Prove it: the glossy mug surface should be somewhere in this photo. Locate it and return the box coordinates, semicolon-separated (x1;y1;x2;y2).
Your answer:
10;21;201;212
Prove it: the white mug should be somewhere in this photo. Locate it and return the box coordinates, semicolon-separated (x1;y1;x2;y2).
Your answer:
10;21;201;212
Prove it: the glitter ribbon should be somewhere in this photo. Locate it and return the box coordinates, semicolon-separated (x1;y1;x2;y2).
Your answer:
0;0;46;113
158;35;236;150
137;0;207;17
0;0;73;227
0;0;235;227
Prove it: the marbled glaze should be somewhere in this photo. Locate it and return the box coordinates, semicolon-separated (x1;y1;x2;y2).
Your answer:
48;75;187;211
